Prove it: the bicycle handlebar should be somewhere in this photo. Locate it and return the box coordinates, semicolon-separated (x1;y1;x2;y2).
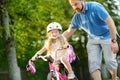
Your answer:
35;45;69;62
35;54;48;61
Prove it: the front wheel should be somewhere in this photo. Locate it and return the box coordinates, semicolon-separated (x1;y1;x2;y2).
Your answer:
47;71;57;80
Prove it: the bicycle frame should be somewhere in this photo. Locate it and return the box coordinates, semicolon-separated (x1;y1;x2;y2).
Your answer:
48;61;68;80
36;55;68;80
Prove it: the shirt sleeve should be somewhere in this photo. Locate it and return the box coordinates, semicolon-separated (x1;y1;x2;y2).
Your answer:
94;2;109;20
69;13;80;29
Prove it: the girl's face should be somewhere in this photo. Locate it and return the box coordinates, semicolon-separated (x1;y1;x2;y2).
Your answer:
49;29;60;39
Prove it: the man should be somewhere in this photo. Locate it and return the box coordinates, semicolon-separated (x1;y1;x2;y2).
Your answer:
62;0;120;80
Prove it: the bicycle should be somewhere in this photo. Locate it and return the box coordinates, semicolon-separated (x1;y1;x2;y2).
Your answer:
26;45;78;80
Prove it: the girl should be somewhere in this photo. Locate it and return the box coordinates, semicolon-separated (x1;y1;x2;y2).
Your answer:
31;22;75;79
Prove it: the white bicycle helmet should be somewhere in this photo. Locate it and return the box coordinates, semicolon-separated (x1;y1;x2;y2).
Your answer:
47;22;62;32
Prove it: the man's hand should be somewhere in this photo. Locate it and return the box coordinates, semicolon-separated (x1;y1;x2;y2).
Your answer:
111;42;119;54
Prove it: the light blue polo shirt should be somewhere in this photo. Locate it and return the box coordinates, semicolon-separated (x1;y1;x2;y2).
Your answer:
70;2;119;39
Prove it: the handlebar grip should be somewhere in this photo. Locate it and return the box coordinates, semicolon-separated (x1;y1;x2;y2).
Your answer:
26;60;36;74
35;54;48;61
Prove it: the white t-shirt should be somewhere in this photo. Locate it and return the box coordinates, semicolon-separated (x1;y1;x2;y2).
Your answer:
44;36;69;60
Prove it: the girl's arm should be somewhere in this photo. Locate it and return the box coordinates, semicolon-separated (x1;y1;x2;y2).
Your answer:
31;46;47;61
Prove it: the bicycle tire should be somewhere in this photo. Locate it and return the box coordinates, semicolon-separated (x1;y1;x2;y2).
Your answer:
47;72;57;80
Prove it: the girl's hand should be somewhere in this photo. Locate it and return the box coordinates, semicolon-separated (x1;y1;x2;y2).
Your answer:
31;54;39;61
31;57;36;61
62;45;69;49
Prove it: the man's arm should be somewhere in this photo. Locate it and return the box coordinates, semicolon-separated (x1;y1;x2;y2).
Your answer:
105;15;119;53
105;16;116;40
62;27;76;40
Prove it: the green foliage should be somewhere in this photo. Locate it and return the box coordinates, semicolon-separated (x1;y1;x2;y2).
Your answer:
5;0;73;79
6;0;74;65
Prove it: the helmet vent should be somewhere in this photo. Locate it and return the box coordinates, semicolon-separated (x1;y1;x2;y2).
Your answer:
47;22;62;32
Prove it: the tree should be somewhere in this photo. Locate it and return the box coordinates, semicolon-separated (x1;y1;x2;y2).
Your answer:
0;0;21;80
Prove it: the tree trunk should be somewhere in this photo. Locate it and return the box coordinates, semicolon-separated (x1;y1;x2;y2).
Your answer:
0;0;21;80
